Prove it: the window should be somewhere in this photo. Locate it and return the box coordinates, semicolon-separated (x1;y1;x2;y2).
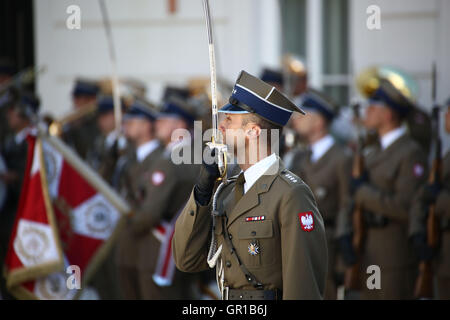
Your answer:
280;0;350;106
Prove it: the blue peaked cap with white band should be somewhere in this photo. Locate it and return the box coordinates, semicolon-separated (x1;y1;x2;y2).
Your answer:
219;70;305;126
124;99;158;122
368;79;415;116
301;90;337;121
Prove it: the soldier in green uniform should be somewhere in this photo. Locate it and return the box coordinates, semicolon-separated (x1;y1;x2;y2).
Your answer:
115;100;164;299
173;70;328;300
349;80;428;299
86;95;127;184
85;95;126;299
289;90;353;299
131;96;201;299
62;79;100;159
409;99;450;299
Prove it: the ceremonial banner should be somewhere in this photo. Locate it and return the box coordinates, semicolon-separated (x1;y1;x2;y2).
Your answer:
152;216;178;287
4;134;64;288
5;132;130;299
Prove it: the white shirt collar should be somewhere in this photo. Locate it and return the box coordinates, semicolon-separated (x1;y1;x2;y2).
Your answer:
242;153;278;194
136;139;160;163
380;126;406;150
105;130;119;149
310;134;335;163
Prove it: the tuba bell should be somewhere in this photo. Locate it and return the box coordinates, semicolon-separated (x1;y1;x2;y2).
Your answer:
281;54;307;99
355;65;431;153
356;65;419;102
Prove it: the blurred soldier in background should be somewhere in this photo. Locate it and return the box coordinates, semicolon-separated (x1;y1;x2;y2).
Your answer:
0;91;39;299
115;99;164;299
409;99;450;299
348;80;428;299
86;95;127;185
129;96;201;299
289;90;353;299
62;79;100;159
85;95;126;300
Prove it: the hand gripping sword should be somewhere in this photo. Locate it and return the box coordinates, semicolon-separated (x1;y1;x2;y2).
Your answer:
202;0;227;180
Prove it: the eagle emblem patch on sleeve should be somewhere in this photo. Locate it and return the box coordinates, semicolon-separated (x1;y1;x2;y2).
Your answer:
298;211;314;232
151;171;165;186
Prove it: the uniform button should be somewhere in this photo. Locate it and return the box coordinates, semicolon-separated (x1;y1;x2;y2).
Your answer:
189;210;194;216
251;231;256;236
226;261;232;268
228;233;233;240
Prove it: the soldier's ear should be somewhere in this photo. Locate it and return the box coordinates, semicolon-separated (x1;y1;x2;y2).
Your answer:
246;125;261;139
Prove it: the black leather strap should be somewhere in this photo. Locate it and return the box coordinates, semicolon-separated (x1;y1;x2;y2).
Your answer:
222;216;264;290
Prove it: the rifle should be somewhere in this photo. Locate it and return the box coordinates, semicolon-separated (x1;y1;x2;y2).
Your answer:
344;102;366;291
414;85;442;299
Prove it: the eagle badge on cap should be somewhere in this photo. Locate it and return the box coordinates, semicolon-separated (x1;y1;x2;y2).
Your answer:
298;211;314;232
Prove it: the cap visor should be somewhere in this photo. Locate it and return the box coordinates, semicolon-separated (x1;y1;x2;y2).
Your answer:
218;103;250;114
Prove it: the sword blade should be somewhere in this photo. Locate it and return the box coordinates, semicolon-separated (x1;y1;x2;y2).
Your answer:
202;0;220;143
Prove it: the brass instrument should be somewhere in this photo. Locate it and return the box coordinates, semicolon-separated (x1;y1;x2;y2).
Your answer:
356;66;418;102
344;66;422;293
356;65;431;152
281;54;307;99
48;101;98;137
49;77;146;137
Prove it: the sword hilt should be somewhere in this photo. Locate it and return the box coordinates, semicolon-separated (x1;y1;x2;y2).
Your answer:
206;140;227;180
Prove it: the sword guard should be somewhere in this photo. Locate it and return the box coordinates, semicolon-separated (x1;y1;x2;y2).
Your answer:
206;141;228;179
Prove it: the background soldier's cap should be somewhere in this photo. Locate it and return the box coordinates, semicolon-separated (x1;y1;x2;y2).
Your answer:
301;89;338;121
158;96;199;124
97;95;125;114
219;70;305;127
368;79;416;116
260;68;284;86
162;86;191;103
11;91;40;118
124;98;158;122
72;79;100;97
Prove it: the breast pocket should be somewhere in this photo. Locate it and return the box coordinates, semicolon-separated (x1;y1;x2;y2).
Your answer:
237;220;275;268
372;163;398;190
